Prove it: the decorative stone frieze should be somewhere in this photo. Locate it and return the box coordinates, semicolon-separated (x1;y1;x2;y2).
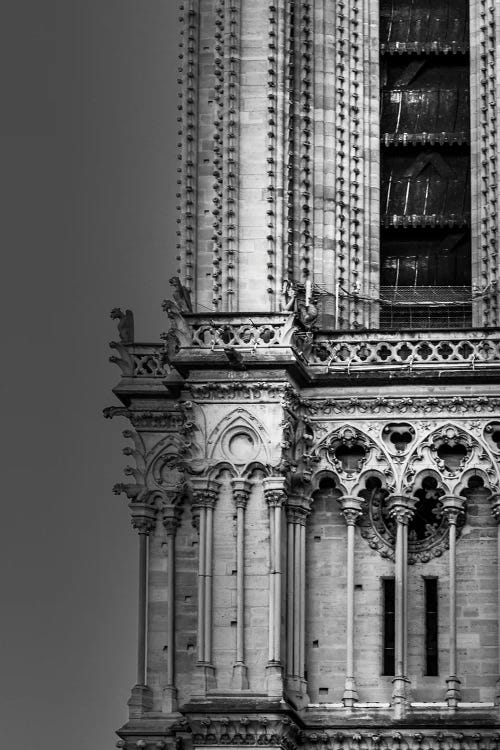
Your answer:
185;714;301;749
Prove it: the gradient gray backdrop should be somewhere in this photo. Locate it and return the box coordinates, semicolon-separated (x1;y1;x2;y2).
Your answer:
2;3;179;747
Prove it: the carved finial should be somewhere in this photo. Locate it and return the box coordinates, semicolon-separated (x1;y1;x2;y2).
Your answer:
110;308;134;344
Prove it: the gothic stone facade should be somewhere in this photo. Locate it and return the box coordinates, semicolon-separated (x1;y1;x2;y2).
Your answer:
107;2;500;750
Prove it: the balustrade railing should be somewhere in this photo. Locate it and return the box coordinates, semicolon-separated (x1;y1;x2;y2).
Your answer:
306;329;500;373
185;313;294;349
112;320;500;379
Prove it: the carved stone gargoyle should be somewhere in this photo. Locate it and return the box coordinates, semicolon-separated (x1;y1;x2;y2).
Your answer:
161;279;193;349
110;308;134;344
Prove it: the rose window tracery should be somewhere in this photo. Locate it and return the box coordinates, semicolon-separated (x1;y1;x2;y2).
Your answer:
359;474;465;564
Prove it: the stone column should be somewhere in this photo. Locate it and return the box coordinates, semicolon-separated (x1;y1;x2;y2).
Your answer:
263;477;287;696
127;498;157;718
284;493;310;708
387;494;415;717
231;478;252;689
161;503;182;713
491;494;500;711
441;495;465;710
338;495;365;708
190;478;221;692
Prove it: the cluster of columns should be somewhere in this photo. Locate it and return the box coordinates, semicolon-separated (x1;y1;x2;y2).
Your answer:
127;492;182;718
125;476;474;716
190;478;220;692
284;495;310;705
190;476;255;693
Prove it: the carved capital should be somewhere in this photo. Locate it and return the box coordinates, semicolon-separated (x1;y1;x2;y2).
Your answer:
231;478;252;509
441;495;466;525
129;502;157;535
386;494;416;526
286;506;310;525
189;478;221;510
263;476;287;508
338;495;365;526
161;505;182;536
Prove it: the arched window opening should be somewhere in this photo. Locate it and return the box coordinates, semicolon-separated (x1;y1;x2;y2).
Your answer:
335;444;366;472
411;476;445;541
437;443;467;472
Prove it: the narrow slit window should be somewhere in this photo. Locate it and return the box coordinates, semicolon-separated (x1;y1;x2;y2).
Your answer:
425;578;439;676
382;578;395;675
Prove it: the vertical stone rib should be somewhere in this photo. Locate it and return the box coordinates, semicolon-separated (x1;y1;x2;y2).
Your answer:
285;4;296;285
212;0;225;310
334;0;348;325
221;0;241;311
363;0;380;327
196;2;218;310
298;0;313;287
266;1;279;308
274;2;287;307
177;0;199;298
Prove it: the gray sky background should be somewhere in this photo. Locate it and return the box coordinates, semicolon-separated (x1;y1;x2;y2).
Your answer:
1;2;179;747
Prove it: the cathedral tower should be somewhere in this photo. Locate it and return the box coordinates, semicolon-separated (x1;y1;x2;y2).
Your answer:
108;2;500;749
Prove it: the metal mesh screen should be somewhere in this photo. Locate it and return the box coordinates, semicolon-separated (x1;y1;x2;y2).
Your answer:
379;285;472;329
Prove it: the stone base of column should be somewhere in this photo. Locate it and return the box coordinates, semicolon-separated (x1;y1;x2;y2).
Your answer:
193;663;217;694
391;676;411;718
266;662;283;697
162;685;178;713
342;676;359;708
445;676;461;709
285;676;309;709
231;662;249;690
127;684;154;718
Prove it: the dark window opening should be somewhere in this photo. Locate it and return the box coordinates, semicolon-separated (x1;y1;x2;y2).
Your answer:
379;0;471;330
334;444;366;472
382;578;395;675
436;443;467;472
425;578;439;676
411;476;445;541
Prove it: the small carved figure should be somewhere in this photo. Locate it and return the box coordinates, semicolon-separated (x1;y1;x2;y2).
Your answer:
110;308;134;344
169;276;193;312
297;298;319;328
280;279;296;312
160;329;180;361
161;298;192;345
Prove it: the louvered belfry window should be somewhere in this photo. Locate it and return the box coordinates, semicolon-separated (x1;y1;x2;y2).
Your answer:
379;0;471;329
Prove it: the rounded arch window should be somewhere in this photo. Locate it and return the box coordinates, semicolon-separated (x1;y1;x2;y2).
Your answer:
359;474;462;564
